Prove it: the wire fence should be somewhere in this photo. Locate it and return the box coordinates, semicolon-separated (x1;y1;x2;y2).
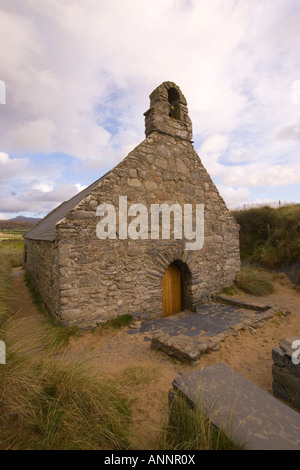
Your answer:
231;200;298;211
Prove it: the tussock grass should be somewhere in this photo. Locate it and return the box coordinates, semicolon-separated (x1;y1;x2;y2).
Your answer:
4;313;75;357
0;355;131;450
232;204;300;269
235;267;274;296
164;391;245;450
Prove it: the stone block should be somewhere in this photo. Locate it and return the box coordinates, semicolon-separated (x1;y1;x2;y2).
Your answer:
127;178;140;187
144;181;157;191
272;347;288;367
128;168;137;178
272;380;291;403
272;338;300;410
272;364;300;391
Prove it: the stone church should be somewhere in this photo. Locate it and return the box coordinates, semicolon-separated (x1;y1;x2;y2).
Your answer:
24;82;240;329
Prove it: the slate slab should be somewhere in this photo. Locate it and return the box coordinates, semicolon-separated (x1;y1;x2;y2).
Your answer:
172;363;300;450
215;295;272;311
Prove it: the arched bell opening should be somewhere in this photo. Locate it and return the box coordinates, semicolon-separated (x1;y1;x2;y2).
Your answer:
168;87;181;120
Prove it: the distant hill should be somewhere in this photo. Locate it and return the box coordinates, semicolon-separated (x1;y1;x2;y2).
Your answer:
0;219;38;231
9;216;41;224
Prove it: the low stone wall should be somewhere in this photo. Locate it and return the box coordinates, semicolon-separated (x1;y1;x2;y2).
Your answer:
272;337;300;410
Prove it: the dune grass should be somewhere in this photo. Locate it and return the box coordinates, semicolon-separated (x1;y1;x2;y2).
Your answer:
0;245;132;450
232;204;300;269
235;267;274;296
164;391;245;450
0;353;131;450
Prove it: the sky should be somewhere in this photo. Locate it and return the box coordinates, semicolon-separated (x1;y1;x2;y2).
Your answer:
0;0;299;219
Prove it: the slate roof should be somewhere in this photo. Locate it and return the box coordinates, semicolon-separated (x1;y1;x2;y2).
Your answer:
24;173;108;241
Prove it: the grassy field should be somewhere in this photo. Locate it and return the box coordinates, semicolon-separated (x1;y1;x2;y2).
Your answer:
0;232;24;240
0;220;36;232
0;219;35;246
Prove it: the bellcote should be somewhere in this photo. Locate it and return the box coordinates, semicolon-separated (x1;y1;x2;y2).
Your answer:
144;81;193;141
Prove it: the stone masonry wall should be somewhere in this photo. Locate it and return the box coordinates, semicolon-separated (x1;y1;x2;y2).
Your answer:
23;238;60;320
144;81;192;141
56;131;240;329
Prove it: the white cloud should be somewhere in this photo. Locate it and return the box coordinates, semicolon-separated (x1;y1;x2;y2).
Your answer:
0;0;299;214
0;152;29;181
0;152;62;183
74;183;87;192
217;161;300;188
199;135;230;155
218;185;251;209
0;152;9;163
9;119;57;153
276;121;300;141
0;182;87;216
32;183;54;193
0;0;292;158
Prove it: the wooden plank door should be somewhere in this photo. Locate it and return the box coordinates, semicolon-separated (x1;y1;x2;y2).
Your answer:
162;263;182;317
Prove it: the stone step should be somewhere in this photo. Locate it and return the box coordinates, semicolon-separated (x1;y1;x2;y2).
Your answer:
150;302;286;362
171;363;300;450
214;295;272;311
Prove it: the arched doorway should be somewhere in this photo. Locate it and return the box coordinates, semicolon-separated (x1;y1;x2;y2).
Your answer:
162;262;183;317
